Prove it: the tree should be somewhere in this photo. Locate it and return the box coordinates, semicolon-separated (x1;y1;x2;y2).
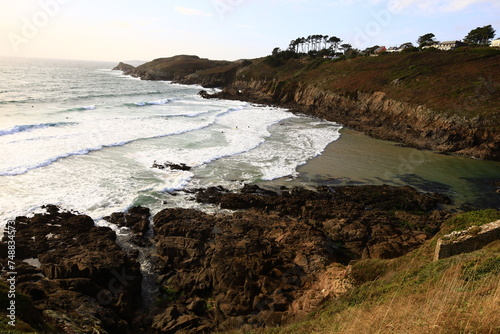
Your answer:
464;25;496;46
328;36;342;54
418;33;437;47
340;43;352;53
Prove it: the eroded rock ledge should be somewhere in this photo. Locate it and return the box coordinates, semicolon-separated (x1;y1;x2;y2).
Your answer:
1;185;452;333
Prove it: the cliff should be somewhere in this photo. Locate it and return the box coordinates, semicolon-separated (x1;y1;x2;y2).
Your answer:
115;48;500;160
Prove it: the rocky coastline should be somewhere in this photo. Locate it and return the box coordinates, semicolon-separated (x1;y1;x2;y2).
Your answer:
114;51;500;161
1;184;452;333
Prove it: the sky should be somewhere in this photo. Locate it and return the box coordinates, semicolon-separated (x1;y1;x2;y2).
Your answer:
0;0;499;62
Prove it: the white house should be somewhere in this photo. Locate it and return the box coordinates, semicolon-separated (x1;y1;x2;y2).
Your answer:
435;41;467;51
491;39;500;48
386;46;399;53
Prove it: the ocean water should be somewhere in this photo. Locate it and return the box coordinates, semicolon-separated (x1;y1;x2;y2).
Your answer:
0;57;342;223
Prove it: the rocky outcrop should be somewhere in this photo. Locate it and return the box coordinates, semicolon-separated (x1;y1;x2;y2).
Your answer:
104;206;151;246
0;205;143;334
123;55;233;82
149;185;450;333
0;184;452;333
434;220;500;260
112;62;136;75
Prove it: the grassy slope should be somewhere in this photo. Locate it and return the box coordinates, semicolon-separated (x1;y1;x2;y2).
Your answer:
239;48;500;121
227;209;500;334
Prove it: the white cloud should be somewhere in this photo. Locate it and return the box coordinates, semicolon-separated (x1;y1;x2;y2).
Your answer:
174;6;212;17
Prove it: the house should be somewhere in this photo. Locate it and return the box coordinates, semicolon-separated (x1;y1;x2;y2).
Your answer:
434;40;467;51
491;39;500;48
374;46;387;54
386;43;414;53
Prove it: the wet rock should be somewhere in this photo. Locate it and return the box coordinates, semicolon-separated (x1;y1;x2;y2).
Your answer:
104;205;151;238
153;161;192;171
0;206;143;333
149;184;449;332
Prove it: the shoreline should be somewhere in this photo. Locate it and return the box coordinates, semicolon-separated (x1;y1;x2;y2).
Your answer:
2;183;455;333
261;127;500;211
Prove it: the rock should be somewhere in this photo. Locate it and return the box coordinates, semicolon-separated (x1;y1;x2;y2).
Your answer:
152;161;192;171
103;206;151;238
112;62;136;75
149;184;449;332
434;220;500;260
0;206;143;333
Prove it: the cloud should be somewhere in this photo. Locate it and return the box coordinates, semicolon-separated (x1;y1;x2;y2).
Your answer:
174;6;212;17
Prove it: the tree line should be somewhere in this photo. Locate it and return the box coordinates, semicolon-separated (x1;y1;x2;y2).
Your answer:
287;35;352;55
266;25;496;66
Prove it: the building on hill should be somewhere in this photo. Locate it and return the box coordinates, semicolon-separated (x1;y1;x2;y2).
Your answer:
491;39;500;48
435;40;468;51
374;46;387;54
386;46;399;53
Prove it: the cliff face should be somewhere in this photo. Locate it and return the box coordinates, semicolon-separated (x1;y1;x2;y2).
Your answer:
214;79;499;160
206;50;500;161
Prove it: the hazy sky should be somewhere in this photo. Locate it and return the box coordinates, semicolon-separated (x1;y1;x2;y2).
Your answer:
1;0;499;62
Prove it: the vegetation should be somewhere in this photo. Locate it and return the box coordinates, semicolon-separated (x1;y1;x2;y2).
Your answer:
270;24;496;63
225;210;500;334
252;46;500;119
464;25;496;46
417;33;438;48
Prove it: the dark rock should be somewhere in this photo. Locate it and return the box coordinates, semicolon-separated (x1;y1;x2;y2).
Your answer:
104;205;151;237
153;161;192;171
0;206;143;333
149;184;449;332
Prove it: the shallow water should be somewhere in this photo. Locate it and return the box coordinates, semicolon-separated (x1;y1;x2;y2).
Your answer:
265;128;500;211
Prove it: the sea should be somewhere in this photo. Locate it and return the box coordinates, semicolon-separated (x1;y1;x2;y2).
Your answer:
0;57;342;224
1;57;499;228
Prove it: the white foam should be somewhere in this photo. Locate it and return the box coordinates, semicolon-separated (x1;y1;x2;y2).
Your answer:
131;106;294;170
147;98;171;105
0;114;216;176
235;119;342;180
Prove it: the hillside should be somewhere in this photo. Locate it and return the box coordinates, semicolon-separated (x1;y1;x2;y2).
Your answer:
116;48;500;160
200;48;500;161
113;55;233;82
